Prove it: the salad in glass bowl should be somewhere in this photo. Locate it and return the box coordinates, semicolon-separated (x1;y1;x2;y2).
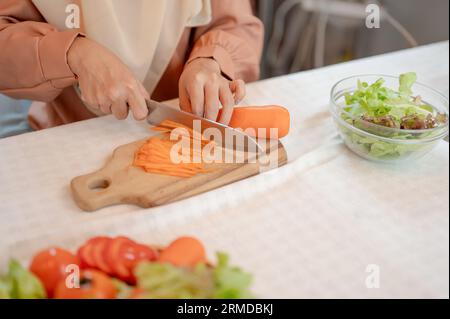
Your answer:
330;73;449;162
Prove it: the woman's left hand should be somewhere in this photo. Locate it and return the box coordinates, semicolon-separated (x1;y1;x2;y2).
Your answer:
178;58;245;125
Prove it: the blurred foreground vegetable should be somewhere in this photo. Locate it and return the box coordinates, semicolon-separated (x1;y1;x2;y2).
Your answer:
135;252;252;299
0;260;46;299
1;236;254;299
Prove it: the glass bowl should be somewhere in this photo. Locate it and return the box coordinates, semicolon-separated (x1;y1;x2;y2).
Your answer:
330;75;449;163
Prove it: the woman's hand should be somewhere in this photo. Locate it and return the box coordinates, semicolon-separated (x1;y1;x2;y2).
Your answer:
67;37;149;120
178;58;246;125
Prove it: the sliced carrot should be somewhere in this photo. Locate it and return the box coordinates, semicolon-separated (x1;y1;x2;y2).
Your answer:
217;105;290;138
158;236;207;267
133;121;214;178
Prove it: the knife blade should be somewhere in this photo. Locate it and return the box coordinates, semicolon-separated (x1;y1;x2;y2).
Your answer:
146;99;263;155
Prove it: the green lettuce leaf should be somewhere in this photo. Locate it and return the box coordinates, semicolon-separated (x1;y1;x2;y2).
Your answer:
213;252;253;299
342;72;439;130
134;253;253;299
398;72;417;96
0;277;12;299
8;260;46;299
135;261;213;299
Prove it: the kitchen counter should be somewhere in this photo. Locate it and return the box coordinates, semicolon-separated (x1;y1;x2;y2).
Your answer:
0;41;448;298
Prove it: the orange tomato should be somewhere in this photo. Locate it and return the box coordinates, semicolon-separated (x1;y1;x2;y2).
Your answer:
54;269;116;299
29;247;80;297
158;236;206;267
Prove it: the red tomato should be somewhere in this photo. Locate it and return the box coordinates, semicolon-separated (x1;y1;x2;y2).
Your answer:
92;237;113;274
105;237;157;283
105;236;135;281
54;269;116;299
158;236;206;267
77;243;95;269
29;247;80;297
77;236;109;270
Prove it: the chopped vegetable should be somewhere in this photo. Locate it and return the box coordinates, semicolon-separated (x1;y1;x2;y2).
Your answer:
339;72;448;159
0;260;47;299
29;247;80;297
0;276;12;299
343;72;448;130
54;269;116;299
91;237;113;274
135;262;213;299
2;236;253;299
158;236;207;267
135;252;252;299
105;237;136;281
213;252;253;299
78;236;157;284
133;120;214;178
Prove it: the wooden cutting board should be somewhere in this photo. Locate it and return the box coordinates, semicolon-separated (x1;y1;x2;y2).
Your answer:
71;138;287;212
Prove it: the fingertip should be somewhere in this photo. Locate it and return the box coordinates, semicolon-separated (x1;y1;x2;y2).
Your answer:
131;105;148;121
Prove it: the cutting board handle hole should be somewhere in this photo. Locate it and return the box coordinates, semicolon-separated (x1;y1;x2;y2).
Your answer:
88;178;111;191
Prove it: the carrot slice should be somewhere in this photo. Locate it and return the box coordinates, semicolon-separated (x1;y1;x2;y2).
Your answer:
133;121;214;178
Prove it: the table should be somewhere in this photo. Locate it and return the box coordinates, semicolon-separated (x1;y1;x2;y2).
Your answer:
0;41;448;298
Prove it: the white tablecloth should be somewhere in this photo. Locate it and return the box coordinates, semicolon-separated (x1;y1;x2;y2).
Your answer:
0;41;448;298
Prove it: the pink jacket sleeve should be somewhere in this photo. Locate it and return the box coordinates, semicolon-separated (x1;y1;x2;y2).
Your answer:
187;0;264;82
0;0;81;102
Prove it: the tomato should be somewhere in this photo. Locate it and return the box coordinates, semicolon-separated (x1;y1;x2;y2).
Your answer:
77;236;109;270
54;269;116;299
77;243;94;269
105;237;157;283
158;236;206;267
105;236;134;281
29;247;80;297
119;243;157;271
92;237;113;274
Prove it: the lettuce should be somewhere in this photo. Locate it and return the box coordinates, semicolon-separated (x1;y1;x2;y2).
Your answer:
134;253;253;299
213;252;253;299
0;277;12;299
339;72;447;160
343;72;436;127
0;260;46;299
399;72;416;96
135;262;213;299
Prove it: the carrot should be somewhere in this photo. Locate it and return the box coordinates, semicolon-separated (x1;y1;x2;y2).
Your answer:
158;236;207;267
218;105;290;138
133;105;290;178
133;120;214;178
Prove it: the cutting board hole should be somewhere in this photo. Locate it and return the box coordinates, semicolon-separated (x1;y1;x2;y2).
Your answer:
88;179;111;191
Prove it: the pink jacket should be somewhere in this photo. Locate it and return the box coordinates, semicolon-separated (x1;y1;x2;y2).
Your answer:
0;0;263;130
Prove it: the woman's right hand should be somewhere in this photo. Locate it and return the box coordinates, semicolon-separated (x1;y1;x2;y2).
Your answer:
67;37;149;120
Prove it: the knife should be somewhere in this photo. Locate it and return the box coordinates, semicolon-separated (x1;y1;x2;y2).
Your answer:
146;99;263;155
